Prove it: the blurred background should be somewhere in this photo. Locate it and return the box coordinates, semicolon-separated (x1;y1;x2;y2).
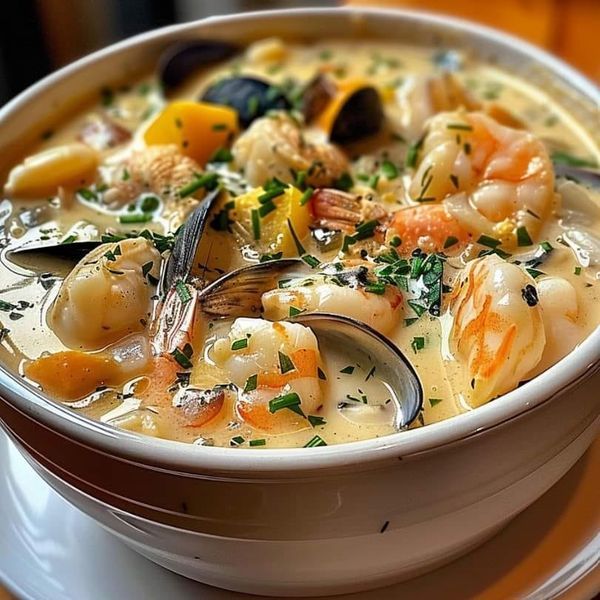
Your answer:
1;0;598;105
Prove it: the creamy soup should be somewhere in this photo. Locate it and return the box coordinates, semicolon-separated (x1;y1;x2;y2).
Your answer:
0;38;598;448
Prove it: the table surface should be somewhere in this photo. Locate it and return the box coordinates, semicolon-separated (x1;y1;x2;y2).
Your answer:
346;0;600;82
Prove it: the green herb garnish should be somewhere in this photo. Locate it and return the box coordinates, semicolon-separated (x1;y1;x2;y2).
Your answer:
231;338;249;351
278;351;295;374
243;374;258;393
516;226;533;247
304;435;327;447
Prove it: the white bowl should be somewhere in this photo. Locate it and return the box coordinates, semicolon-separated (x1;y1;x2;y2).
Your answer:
0;8;599;597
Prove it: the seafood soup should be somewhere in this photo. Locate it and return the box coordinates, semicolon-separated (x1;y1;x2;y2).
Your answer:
1;37;599;449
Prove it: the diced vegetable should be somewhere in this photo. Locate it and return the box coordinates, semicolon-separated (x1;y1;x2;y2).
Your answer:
233;184;311;256
5;143;99;197
144;100;238;166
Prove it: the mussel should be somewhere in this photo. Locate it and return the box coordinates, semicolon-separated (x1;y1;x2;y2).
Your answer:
188;259;423;428
200;76;291;128
158;40;239;92
302;74;384;144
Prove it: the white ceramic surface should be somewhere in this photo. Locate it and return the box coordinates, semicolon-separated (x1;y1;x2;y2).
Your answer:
0;7;599;597
1;427;598;600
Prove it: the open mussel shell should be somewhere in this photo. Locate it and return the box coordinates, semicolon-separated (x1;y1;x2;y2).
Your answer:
554;163;600;189
330;86;384;144
302;73;337;123
7;240;103;262
199;258;304;317
160;187;221;295
200;77;291;128
159;40;239;92
291;312;423;429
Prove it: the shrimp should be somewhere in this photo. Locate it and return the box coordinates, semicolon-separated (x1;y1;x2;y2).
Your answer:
410;111;555;246
448;254;545;406
232;112;348;188
533;276;583;374
261;261;404;335
50;237;161;350
311;188;469;255
212;318;323;433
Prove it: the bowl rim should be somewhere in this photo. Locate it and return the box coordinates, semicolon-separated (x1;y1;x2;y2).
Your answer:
0;6;599;475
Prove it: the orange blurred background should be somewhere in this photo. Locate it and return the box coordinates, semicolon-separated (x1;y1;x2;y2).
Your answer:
346;0;600;82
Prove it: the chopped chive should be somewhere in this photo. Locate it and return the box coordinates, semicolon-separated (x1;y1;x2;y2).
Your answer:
411;336;425;353
463;142;471;155
230;436;245;446
302;254;320;268
444;235;459;249
404;317;418;327
381;160;399;180
405;138;423;168
449;174;459;189
365;365;376;380
231;338;249;351
269;392;302;414
119;213;153;224
177;172;220;197
294;170;307;188
249;438;266;447
340;365;355;374
60;234;78;244
288;306;304;317
540;241;553;253
0;300;16;312
258;200;276;217
551;151;597;169
367;174;380;189
308;415;327;427
244;374;258;393
526;268;545;279
299;187;314;206
317;367;327;380
251;209;261;240
212;123;228;131
429;398;443;407
365;282;386;294
408;300;426;317
287;218;306;255
446;123;473;131
171;346;193;369
304;435;327;447
333;172;353;192
516;226;533;247
209;147;233;163
477;234;501;248
574;266;582;275
278;351;296;374
121;168;130;181
390;235;402;248
175;280;192;304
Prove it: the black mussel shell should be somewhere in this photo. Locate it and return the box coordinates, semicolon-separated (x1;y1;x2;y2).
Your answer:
8;240;103;261
159;40;239;92
161;188;221;295
330;87;384;144
302;73;337;123
201;77;291;128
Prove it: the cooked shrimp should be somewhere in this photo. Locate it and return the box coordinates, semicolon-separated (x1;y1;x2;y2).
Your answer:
386;204;471;254
395;73;481;140
410;111;555;246
262;261;404;335
311;188;469;255
50;237;161;350
232;112;348;188
212;318;323;433
103;144;201;205
448;254;545;406
533;276;583;374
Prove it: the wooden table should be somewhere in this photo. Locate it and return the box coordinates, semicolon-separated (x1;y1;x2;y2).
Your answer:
346;0;600;82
